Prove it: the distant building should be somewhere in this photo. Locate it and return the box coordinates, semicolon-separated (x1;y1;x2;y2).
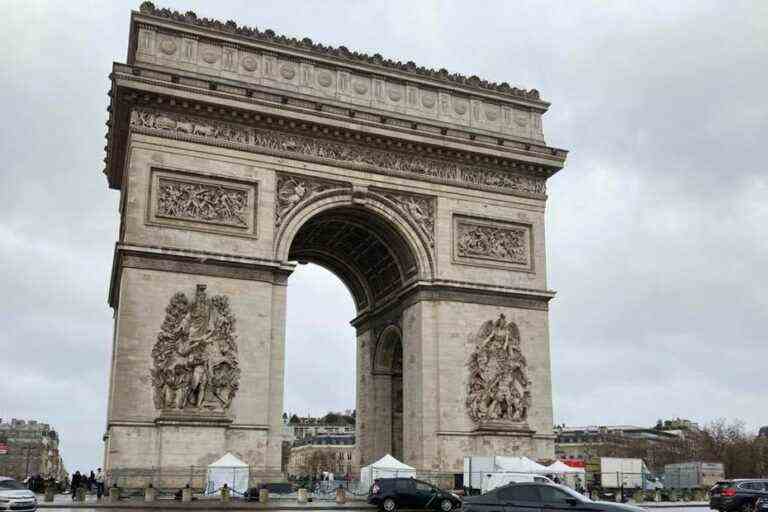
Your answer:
287;434;358;478
286;413;356;441
759;426;768;438
0;419;67;481
659;418;700;434
554;424;678;460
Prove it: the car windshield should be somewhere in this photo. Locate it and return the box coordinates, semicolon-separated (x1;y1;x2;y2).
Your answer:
0;480;26;490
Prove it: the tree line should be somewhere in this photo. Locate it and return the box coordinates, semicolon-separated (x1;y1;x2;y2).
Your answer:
597;419;768;478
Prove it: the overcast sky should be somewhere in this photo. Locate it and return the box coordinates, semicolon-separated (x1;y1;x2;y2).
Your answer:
1;1;766;474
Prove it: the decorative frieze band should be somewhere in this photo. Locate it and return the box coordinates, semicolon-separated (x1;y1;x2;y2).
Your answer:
453;215;533;271
130;108;546;197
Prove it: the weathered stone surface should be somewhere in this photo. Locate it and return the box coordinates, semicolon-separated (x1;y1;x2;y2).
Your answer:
102;4;566;486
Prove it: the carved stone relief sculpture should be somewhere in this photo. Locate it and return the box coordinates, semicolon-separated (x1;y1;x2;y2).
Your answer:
157;178;248;227
380;192;435;246
275;173;347;227
130;108;546;197
454;216;531;269
150;284;241;413
466;314;530;425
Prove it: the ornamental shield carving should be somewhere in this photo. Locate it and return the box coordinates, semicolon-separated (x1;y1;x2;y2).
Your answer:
150;284;241;412
467;314;531;424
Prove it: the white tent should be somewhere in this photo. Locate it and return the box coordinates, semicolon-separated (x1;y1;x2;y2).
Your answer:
360;454;416;489
205;453;249;496
547;460;584;474
494;456;549;474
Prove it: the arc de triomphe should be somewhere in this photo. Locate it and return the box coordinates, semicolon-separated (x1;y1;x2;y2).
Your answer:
102;3;568;485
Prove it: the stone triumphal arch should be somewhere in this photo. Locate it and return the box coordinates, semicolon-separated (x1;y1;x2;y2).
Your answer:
102;4;567;485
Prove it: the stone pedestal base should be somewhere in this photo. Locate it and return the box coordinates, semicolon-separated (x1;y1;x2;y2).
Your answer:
105;422;282;490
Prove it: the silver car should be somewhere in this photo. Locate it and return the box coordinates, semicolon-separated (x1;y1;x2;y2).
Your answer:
0;477;37;512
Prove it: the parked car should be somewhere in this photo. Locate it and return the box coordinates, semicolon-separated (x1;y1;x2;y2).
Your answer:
464;482;645;512
756;496;768;512
481;473;554;494
368;477;462;512
710;480;768;512
0;477;37;512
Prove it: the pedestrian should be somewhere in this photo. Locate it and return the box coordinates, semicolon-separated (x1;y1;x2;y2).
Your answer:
95;468;105;500
89;471;96;492
71;471;81;501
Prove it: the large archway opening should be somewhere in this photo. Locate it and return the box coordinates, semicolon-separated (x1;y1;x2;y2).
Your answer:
284;203;421;472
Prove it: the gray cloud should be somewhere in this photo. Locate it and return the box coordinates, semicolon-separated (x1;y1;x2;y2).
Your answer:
1;0;766;473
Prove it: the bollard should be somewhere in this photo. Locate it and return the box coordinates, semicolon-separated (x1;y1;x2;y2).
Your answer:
145;484;156;502
335;486;346;504
221;484;231;502
109;484;120;503
182;485;192;502
259;488;269;504
44;485;55;503
298;488;308;504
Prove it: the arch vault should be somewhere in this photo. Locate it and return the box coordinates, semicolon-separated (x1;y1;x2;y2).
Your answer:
101;4;568;488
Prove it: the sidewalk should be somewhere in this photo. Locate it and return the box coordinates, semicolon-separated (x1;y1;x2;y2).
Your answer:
36;494;711;510
643;503;710;509
36;494;375;510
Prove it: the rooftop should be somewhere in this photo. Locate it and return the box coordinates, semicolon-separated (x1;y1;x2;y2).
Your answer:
136;2;543;102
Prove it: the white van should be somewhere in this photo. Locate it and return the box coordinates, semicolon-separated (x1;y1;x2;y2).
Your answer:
481;473;555;494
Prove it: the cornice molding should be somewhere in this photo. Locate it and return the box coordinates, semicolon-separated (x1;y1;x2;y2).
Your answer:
108;243;292;308
112;64;567;160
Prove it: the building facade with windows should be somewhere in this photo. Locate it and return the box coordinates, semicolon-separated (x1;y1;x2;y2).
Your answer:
0;419;67;482
287;435;358;478
554;424;679;460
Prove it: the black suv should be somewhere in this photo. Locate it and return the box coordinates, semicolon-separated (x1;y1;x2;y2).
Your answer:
710;480;768;512
368;478;462;512
463;482;645;512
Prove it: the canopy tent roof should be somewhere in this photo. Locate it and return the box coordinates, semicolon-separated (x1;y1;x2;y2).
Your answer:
547;460;584;474
363;454;416;471
208;452;248;468
494;456;549;473
360;454;416;489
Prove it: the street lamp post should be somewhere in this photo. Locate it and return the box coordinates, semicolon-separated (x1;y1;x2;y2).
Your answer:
25;444;32;479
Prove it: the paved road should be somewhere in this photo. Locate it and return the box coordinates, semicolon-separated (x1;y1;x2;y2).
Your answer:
36;506;716;512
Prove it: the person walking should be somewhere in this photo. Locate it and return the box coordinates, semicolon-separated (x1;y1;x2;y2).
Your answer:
71;471;81;501
95;469;105;500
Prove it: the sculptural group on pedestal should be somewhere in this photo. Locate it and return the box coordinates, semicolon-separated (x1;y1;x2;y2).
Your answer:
467;314;531;424
150;284;241;413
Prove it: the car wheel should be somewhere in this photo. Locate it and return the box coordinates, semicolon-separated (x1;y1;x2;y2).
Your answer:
440;498;454;512
383;497;397;512
740;502;754;512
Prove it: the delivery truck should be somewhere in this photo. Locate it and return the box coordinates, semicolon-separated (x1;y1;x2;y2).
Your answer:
663;462;725;490
586;457;662;497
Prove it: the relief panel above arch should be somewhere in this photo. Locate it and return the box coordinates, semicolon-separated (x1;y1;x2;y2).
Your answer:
147;168;258;238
